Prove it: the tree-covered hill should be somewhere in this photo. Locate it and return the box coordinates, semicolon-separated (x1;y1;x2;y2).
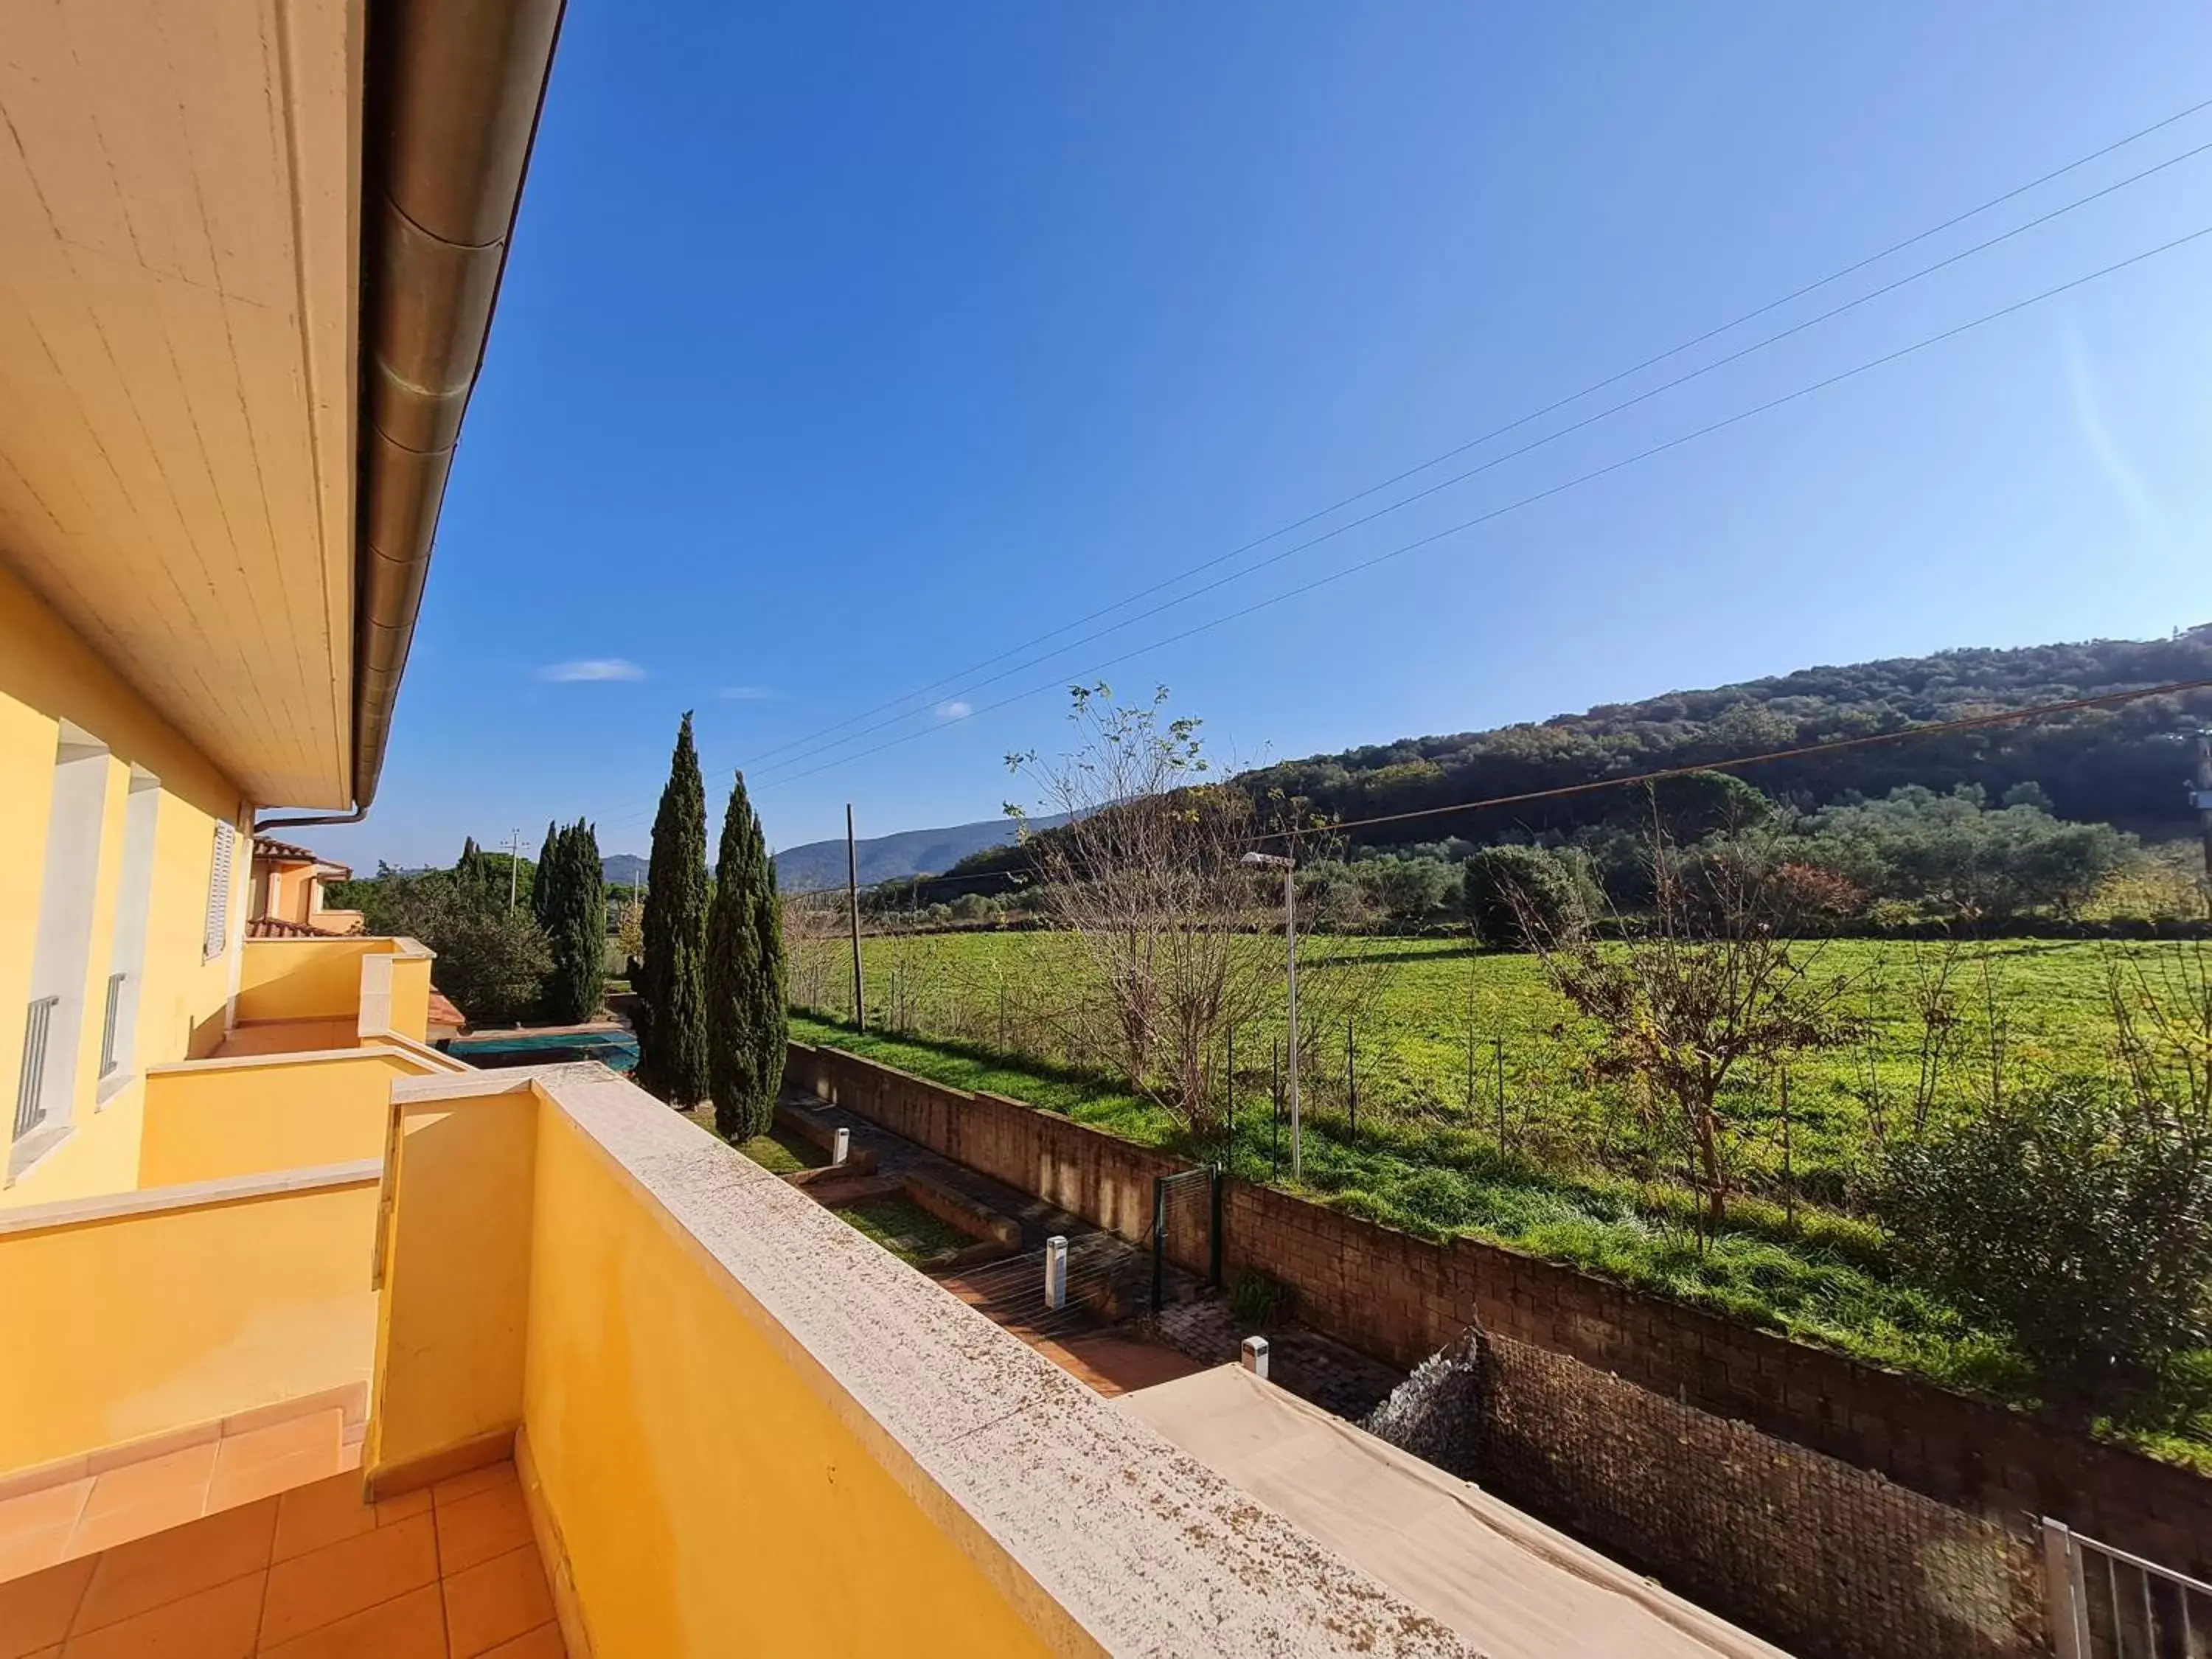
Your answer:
1246;625;2212;850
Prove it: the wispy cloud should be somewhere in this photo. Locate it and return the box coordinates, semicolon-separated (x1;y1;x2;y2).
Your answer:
2064;326;2168;543
538;658;647;683
717;685;779;700
936;700;973;721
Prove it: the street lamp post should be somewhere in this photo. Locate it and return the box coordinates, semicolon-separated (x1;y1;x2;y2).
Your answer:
1243;851;1299;1181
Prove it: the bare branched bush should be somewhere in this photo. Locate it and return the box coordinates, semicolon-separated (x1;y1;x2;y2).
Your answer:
1006;685;1284;1137
2102;937;2212;1121
782;891;852;1018
1522;825;1864;1231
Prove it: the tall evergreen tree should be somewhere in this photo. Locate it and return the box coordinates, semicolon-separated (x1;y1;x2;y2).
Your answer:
638;714;709;1104
530;821;558;928
543;818;605;1024
706;772;786;1140
454;836;493;908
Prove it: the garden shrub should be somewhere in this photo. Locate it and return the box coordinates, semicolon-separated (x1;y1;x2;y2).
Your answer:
1231;1269;1294;1330
1878;1079;2212;1397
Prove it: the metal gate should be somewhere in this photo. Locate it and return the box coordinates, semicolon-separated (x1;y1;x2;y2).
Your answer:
2045;1518;2212;1659
1150;1166;1221;1313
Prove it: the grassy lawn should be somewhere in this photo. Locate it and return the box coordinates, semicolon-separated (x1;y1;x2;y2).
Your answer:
790;977;2212;1470
833;1194;973;1267
736;1126;828;1175
801;933;2189;1200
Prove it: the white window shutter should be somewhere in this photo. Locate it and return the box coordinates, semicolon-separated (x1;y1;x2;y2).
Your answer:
204;821;234;960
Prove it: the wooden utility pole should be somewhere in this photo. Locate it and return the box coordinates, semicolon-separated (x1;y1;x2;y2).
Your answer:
846;803;865;1030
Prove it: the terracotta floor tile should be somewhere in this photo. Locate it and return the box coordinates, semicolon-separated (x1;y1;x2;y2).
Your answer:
206;1447;342;1517
433;1480;534;1576
442;1545;552;1658
257;1582;446;1658
58;1568;262;1659
0;1526;71;1585
0;1481;93;1545
0;1556;94;1658
72;1500;276;1636
258;1509;437;1648
373;1488;431;1527
480;1624;565;1658
429;1464;513;1509
271;1476;375;1566
76;1444;215;1522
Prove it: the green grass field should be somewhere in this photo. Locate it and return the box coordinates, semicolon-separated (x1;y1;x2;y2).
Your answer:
787;930;2212;1466
801;933;2186;1192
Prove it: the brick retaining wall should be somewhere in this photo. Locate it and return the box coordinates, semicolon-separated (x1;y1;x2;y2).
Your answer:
786;1040;2212;1574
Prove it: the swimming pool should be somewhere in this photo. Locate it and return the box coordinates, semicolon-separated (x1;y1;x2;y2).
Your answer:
445;1029;639;1072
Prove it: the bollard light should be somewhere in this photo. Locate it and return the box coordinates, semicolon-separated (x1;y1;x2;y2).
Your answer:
1241;1335;1270;1380
1044;1236;1068;1310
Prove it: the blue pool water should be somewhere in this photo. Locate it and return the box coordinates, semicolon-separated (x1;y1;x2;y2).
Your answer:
446;1029;639;1072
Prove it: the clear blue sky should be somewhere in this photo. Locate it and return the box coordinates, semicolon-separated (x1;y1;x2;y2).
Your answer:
319;2;2212;874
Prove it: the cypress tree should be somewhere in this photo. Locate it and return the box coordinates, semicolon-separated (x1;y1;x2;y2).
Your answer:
545;818;605;1024
638;714;709;1105
455;836;493;908
706;772;786;1141
530;821;558;928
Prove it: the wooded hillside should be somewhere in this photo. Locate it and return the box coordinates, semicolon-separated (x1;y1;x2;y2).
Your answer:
1245;626;2212;849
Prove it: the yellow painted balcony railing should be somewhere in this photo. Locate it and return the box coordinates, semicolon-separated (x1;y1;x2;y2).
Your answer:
366;1064;1463;1658
0;1162;380;1481
228;935;439;1056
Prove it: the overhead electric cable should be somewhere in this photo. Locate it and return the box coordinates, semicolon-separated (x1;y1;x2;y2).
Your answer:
729;136;2212;793
745;220;2212;794
769;673;2212;902
1252;678;2212;844
724;95;2212;778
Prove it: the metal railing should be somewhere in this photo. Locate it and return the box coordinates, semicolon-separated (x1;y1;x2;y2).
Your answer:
14;995;59;1141
98;973;125;1078
2045;1517;2212;1659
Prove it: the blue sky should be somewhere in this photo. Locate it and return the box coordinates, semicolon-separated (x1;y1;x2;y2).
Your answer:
321;3;2212;873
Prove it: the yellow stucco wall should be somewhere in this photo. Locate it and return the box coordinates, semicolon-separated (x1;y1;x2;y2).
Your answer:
366;1092;540;1480
519;1105;1057;1658
0;561;251;1208
0;1180;379;1475
386;950;431;1046
139;1050;431;1186
234;938;392;1026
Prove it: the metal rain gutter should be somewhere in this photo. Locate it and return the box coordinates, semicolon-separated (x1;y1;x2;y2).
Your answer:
351;0;566;812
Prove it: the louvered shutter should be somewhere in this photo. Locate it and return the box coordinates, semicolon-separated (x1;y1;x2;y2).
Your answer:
204;821;234;960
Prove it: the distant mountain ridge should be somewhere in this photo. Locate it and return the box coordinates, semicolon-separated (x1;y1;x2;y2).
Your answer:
906;625;2212;897
771;812;1071;894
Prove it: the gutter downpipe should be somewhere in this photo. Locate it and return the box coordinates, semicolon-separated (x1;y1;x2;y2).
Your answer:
264;0;565;835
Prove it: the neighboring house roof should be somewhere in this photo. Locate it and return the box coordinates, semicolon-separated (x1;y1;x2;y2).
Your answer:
251;835;353;880
246;916;333;940
426;989;466;1032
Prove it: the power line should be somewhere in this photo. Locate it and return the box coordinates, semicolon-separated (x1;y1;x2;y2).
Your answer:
748;220;2212;793
771;673;2212;902
723;94;2212;780
1253;676;2212;844
734;136;2212;795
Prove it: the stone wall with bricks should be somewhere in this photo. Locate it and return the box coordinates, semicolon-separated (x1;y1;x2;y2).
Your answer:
785;1040;2212;1576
